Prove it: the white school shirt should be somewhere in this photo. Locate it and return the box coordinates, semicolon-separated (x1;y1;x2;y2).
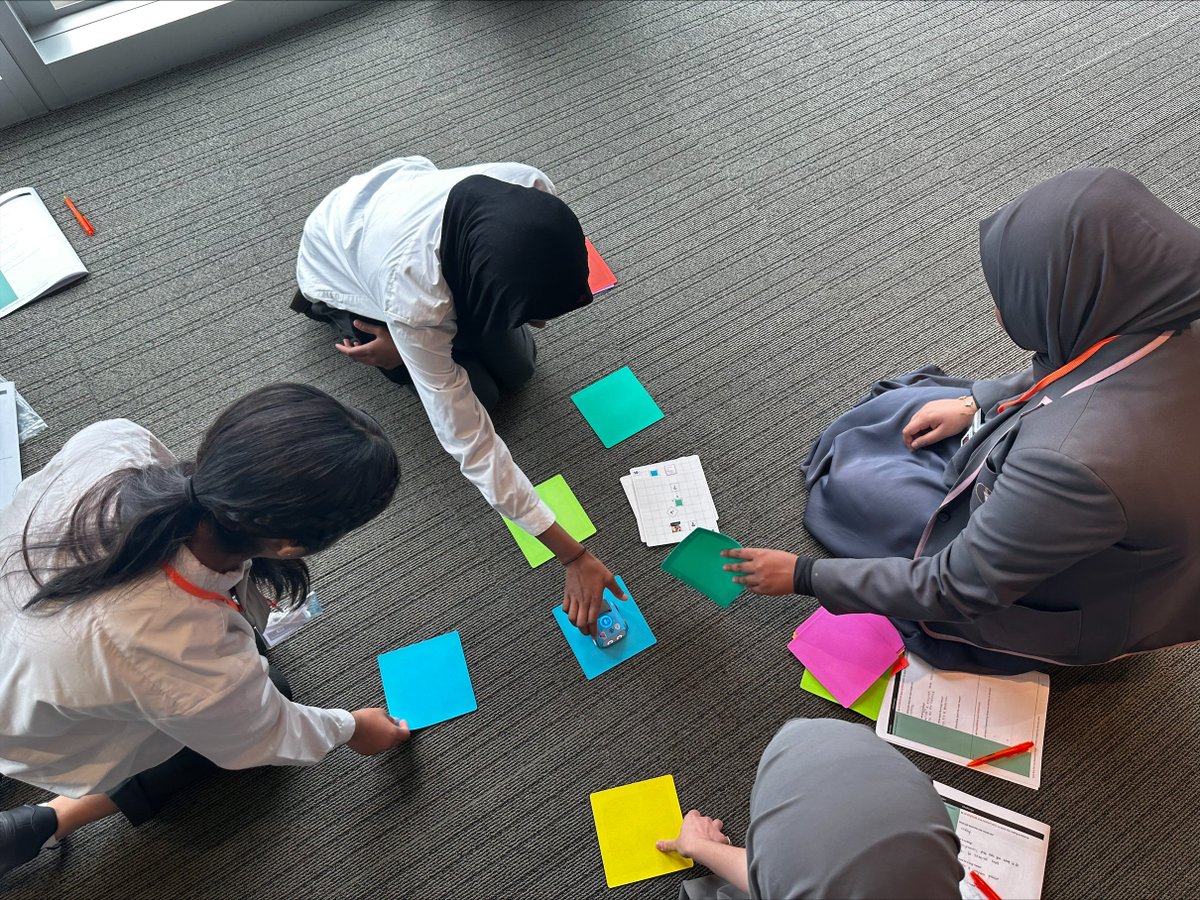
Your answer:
0;420;356;798
295;156;555;536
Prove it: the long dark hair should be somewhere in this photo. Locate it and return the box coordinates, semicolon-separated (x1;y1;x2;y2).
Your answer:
20;383;399;610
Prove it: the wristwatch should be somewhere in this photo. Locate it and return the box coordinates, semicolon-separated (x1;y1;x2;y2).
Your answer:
958;395;977;411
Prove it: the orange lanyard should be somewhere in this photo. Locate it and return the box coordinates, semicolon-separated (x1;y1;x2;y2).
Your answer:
161;562;240;611
996;335;1120;415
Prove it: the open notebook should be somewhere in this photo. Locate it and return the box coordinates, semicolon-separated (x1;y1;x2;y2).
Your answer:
0;187;88;318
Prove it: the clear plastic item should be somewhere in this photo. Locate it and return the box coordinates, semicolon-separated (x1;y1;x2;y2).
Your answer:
262;591;324;648
0;378;48;442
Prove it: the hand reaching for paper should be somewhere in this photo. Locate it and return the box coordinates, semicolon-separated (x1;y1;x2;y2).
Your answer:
656;809;732;858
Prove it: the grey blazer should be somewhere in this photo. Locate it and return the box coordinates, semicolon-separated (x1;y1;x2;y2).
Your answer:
812;326;1200;666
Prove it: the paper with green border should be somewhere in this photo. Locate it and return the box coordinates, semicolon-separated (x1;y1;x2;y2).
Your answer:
891;713;1032;776
503;474;597;567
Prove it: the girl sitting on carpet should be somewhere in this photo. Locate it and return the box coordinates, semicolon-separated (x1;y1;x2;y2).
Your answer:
0;384;407;878
294;156;623;637
720;168;1200;674
660;719;963;899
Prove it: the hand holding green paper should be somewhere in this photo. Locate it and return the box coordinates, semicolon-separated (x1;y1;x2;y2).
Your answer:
661;528;745;607
720;547;799;595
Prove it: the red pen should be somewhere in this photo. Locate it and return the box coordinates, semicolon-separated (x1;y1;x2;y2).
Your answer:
967;740;1034;768
970;869;1003;900
63;196;95;236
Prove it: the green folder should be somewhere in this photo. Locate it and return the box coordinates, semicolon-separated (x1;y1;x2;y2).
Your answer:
503;474;597;568
660;528;744;607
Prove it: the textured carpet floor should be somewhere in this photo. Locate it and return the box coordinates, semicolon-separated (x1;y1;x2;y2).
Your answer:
2;2;1199;898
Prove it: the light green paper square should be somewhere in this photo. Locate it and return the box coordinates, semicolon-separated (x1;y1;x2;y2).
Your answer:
503;474;597;568
570;367;664;448
800;667;889;721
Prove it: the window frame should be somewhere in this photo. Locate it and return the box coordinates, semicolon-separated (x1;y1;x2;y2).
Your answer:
10;1;111;30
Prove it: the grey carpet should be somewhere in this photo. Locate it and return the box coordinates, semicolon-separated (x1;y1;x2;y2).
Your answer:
2;1;1199;898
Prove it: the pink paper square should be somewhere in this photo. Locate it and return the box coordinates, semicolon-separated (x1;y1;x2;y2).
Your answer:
788;608;904;707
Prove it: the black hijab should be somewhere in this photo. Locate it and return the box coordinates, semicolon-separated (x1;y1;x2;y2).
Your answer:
979;168;1200;375
440;175;592;345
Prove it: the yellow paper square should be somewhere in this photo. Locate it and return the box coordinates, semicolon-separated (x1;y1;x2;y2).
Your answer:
589;774;694;888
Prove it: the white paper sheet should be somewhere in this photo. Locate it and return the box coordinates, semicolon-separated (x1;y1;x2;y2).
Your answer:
876;653;1049;789
935;782;1050;899
0;187;88;319
623;455;718;546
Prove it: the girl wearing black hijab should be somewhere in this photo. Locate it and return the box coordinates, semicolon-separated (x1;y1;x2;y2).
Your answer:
296;157;623;635
720;168;1200;674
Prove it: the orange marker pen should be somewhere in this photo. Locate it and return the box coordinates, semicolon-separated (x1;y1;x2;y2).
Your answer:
970;869;1003;900
64;196;94;236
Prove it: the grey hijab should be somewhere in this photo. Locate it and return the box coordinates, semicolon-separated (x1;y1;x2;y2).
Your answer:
682;719;962;900
979;168;1200;376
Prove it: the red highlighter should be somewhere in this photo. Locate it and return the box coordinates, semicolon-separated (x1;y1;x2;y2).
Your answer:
64;196;95;236
967;740;1034;768
970;869;1003;900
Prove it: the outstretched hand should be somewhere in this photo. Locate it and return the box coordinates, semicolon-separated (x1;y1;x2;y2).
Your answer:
902;397;975;450
656;809;732;858
721;548;798;595
562;550;625;636
334;320;403;370
346;708;410;755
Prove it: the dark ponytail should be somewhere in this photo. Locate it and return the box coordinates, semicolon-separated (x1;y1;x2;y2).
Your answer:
20;383;399;610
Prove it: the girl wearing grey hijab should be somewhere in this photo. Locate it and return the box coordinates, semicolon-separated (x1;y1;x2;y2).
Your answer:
663;719;963;899
720;168;1200;674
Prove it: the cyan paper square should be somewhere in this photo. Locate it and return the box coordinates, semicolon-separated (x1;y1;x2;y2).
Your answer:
553;576;657;679
377;631;477;729
570;367;664;448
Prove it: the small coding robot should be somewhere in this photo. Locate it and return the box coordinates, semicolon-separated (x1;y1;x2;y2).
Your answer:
593;596;629;648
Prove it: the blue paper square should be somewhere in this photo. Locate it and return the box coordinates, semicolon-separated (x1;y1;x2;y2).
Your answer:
553;576;657;680
377;631;477;729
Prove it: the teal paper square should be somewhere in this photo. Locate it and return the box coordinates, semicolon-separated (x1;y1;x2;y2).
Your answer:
0;271;18;312
570;367;664;448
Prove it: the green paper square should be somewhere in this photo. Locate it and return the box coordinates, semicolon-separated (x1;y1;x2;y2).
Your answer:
503;474;597;567
800;667;889;721
660;528;743;607
571;367;664;448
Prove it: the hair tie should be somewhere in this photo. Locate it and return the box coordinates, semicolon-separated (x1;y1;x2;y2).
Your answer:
184;476;202;509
